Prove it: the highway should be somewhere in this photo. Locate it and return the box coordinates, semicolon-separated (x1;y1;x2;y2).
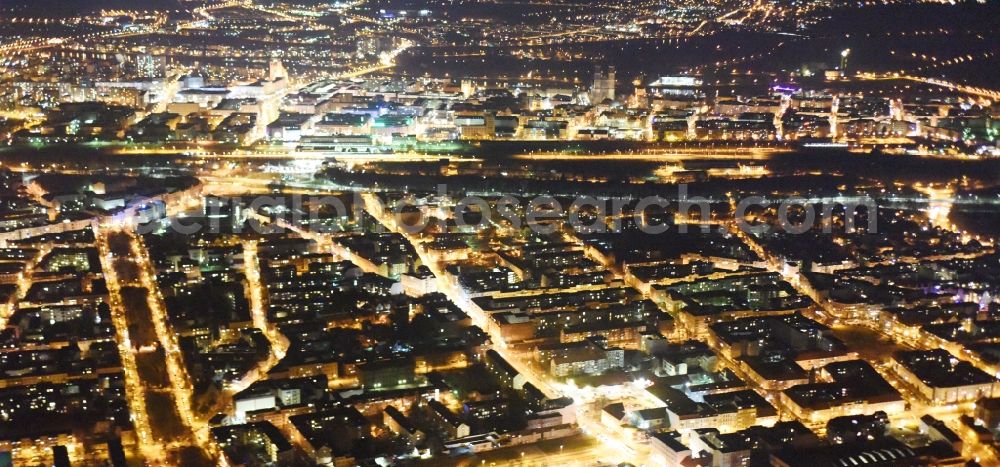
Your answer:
179;0;248;29
0;15;167;56
513;146;786;162
902;76;1000;100
855;72;1000;101
689;7;744;36
335;39;413;79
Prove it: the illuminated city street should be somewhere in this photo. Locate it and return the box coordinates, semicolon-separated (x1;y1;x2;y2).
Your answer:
0;0;999;465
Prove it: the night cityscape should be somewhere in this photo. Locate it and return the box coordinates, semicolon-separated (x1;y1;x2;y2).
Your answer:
0;0;998;465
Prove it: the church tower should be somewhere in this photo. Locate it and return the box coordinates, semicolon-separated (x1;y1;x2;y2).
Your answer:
590;66;616;104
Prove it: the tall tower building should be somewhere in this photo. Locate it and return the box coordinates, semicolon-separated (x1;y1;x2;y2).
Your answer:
268;59;287;82
135;54;165;78
629;76;647;109
590;66;616;104
460;79;475;98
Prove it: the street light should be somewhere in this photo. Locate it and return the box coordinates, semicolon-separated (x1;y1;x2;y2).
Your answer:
840;48;851;72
